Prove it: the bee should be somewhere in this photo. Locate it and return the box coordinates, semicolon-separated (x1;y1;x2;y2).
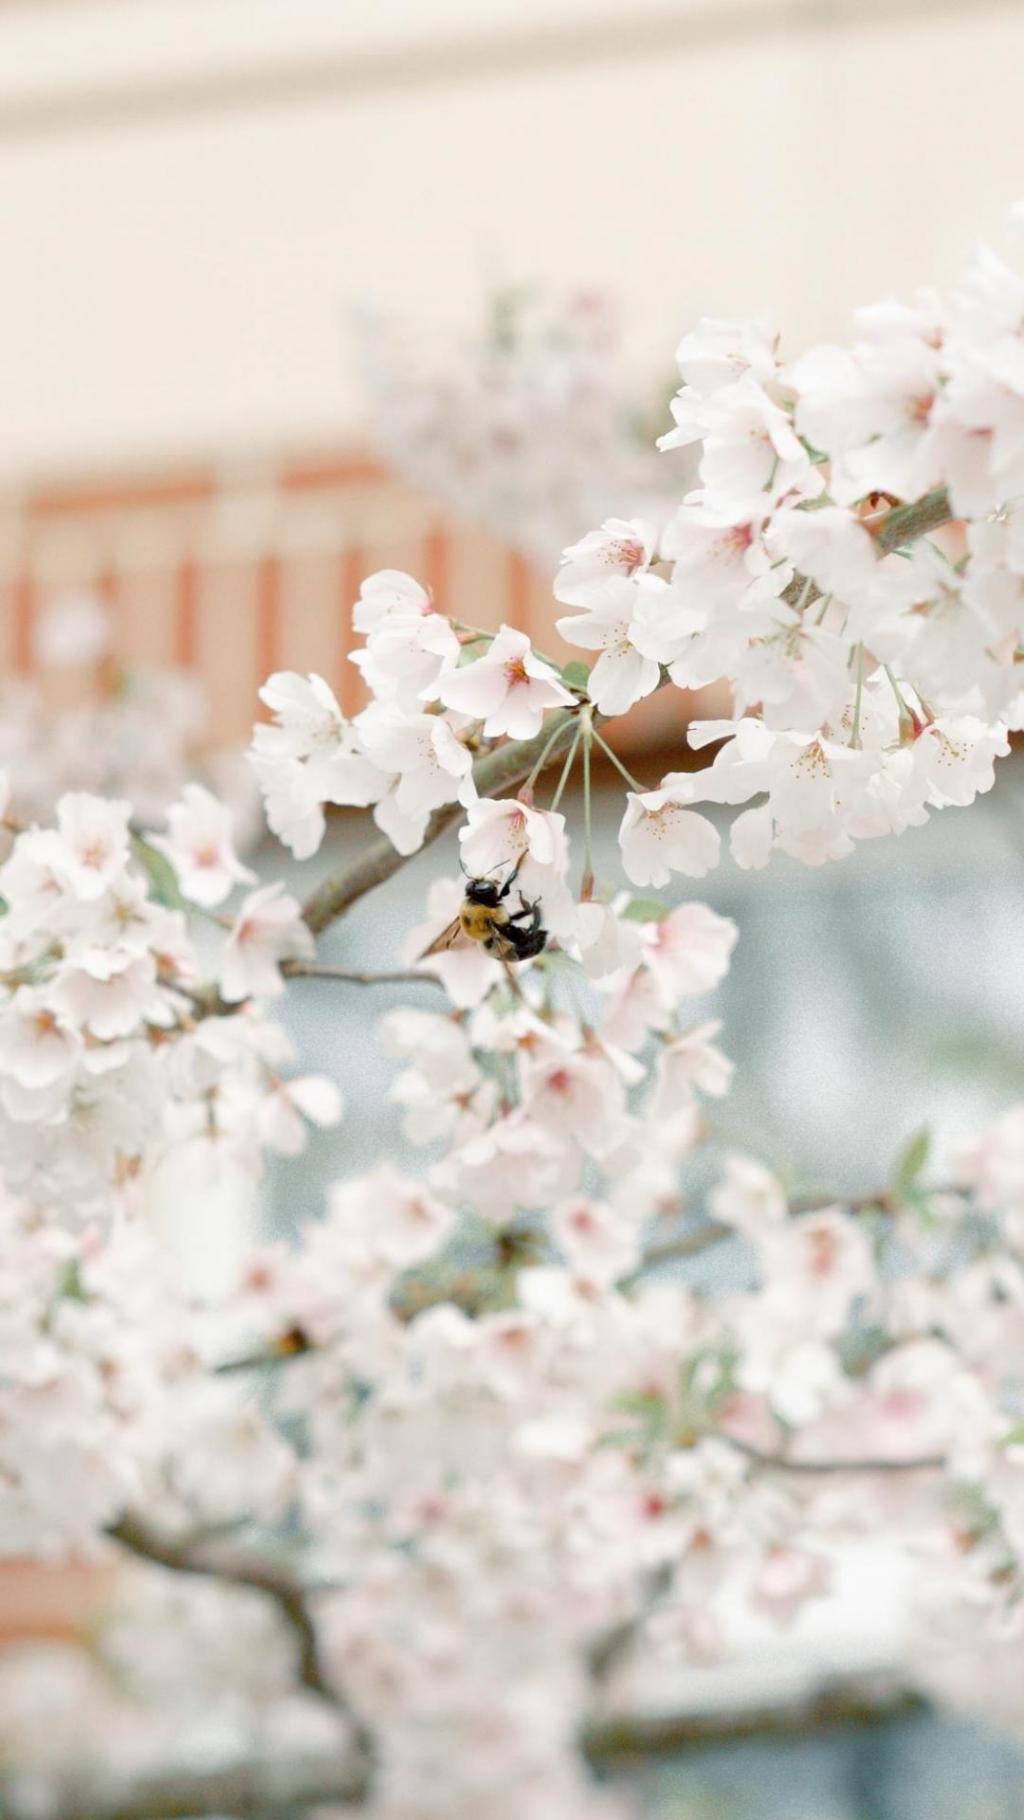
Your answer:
421;856;548;965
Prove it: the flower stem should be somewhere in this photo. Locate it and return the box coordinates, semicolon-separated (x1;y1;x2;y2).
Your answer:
549;724;582;813
581;715;595;900
883;663;913;727
590;725;644;793
523;713;579;796
850;643;865;749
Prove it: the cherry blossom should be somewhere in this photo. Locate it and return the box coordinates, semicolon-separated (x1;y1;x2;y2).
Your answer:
151;782;257;908
555;572;666;716
220;884;314;1002
553;516;657;602
436;624;575;740
618;779;721;886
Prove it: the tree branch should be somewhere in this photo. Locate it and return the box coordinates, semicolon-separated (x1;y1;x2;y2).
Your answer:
6;1674;926;1819
301;711;581;935
581;1672;927;1765
106;1512;370;1755
873;486;951;554
2;1752;369;1820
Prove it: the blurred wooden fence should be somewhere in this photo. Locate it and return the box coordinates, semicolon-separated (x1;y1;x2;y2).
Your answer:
0;451;561;745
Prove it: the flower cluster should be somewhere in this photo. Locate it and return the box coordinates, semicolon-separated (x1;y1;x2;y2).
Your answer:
356;288;685;566
253;222;1024;893
0;788;339;1230
7;214;1024;1820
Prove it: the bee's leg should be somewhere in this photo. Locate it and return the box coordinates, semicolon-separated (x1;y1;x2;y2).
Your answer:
507;895;541;933
498;852;527;901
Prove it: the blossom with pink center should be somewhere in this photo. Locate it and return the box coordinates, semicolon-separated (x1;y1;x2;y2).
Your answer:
520;1044;629;1158
433;1112;580;1225
618;780;720;886
151;783;257;908
220;884;314;1002
640;902;737;1003
0;987;82;1089
673;316;778;395
786;332;943;505
754;1206;876;1340
328;1165;455;1269
555;573;665;716
51;950;159;1042
553;517;657;605
552;1197;640;1284
53;794;132;902
661;375;822;518
435;625;574;740
352;568;433;634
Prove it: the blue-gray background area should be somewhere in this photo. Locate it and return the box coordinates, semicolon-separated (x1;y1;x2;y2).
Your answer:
268;755;1024;1232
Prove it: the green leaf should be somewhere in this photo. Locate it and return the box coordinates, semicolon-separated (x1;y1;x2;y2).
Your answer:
799;435;830;466
613;1389;664;1416
559;660;591;693
131;834;185;910
621;896;669;924
892;1125;931;1201
55;1258;87;1303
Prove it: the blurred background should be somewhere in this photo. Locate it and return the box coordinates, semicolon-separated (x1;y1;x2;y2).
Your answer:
4;0;1024;1814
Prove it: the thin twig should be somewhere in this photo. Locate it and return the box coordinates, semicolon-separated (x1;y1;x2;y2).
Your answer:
281;962;445;988
635;1221;733;1272
727;1435;944;1474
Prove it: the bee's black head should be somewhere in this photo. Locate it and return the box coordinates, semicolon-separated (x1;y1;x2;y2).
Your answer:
464;878;502;906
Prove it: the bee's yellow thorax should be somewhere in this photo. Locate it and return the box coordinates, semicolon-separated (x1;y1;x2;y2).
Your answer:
460;902;504;943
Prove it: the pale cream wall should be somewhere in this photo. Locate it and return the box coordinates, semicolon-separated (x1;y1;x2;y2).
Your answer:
1;0;1021;481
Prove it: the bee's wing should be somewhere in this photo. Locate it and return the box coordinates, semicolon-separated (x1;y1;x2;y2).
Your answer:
418;915;466;960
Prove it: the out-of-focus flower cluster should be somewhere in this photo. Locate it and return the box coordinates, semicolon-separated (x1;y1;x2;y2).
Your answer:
357;288;687;566
1;593;260;837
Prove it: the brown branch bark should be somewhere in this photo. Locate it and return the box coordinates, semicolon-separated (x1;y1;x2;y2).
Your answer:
3;1676;927;1818
582;1672;927;1765
873;487;951;554
106;1512;370;1752
2;1752;369;1820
